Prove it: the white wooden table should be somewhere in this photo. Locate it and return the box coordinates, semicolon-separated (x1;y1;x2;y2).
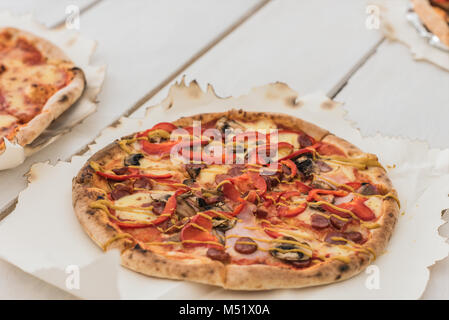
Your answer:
0;0;447;299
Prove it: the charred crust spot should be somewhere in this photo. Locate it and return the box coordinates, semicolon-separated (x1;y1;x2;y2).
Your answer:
388;212;394;218
134;243;147;253
59;94;68;103
106;224;116;231
339;264;349;273
181;272;188;278
335;274;342;280
86;209;96;216
286;96;297;107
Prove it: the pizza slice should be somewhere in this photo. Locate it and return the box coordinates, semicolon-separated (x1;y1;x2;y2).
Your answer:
0;27;85;151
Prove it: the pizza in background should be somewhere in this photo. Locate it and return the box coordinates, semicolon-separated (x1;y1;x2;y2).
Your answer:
412;0;449;47
0;27;85;151
72;110;400;290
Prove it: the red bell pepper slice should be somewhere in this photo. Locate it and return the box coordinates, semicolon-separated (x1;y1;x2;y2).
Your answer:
345;182;362;191
277;202;307;218
141;140;179;156
280;191;303;200
306;189;348;202
337;196;375;221
136;122;178;138
96;169;172;181
142;138;209;157
261;221;282;238
279;142;321;161
295;181;312;194
280;159;297;179
152;122;178;133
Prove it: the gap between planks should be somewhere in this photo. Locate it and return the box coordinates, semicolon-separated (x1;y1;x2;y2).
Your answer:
328;36;386;99
0;0;270;221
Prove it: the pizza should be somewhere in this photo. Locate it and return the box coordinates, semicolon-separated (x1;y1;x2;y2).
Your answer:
0;27;85;151
72;110;400;290
412;0;449;47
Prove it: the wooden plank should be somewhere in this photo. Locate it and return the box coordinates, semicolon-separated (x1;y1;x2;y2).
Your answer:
336;41;449;149
128;0;383;106
0;0;99;27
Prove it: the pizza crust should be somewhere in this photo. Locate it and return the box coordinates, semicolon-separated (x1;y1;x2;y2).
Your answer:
72;110;399;290
0;27;86;147
412;0;449;47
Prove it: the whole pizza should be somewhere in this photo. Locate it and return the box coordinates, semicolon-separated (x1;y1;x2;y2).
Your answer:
412;0;449;47
0;27;85;151
72;110;400;290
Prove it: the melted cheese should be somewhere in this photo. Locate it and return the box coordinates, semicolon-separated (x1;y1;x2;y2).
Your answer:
196;165;230;185
114;191;173;222
278;132;300;149
237;119;277;132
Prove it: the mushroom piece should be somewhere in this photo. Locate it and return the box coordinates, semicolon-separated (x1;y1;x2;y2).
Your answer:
212;228;226;246
215;117;244;135
185;163;206;179
294;156;315;178
270;236;312;262
175;192;199;218
124;153;144;166
212;216;236;231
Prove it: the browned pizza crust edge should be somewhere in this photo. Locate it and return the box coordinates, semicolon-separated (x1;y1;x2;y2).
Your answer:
411;0;449;47
72;110;399;290
0;27;86;147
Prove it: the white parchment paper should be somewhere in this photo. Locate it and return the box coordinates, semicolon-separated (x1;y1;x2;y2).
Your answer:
0;11;106;170
0;81;447;299
374;0;449;71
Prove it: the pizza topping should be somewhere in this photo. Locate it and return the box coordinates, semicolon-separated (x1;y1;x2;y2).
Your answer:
133;177;153;190
234;237;258;254
270;236;312;263
311;214;330;229
329;215;350;230
124;153;144;166
185;163;206;179
110;185;132;200
180;214;222;248
207;247;231;263
356;183;378;196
